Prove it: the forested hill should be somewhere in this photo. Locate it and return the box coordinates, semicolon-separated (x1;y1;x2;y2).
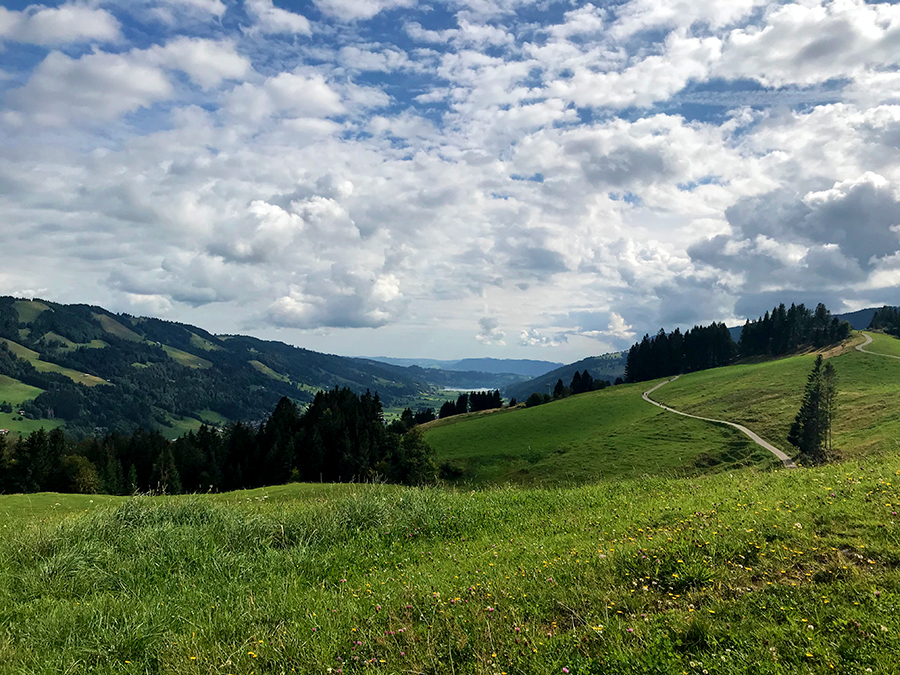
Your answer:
0;297;437;438
503;352;627;402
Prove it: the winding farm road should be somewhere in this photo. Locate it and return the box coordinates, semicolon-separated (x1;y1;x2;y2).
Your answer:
856;332;900;360
642;376;798;469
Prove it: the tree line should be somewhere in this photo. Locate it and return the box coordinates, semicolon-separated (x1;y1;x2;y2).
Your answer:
737;303;851;357
624;323;735;383
0;387;438;495
524;370;611;408
625;303;851;384
869;306;900;337
438;390;503;419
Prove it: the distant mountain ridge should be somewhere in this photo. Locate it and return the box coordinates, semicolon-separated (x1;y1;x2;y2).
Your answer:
0;297;443;438
364;356;563;378
503;352;627;401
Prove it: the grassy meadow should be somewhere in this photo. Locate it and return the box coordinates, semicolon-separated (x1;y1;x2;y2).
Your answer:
0;338;109;387
654;332;900;462
2;330;900;673
3;460;900;674
423;381;778;485
863;331;900;358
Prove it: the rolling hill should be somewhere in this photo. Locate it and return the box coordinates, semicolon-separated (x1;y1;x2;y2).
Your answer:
365;356;563;378
426;331;900;485
0;297;449;438
502;351;627;401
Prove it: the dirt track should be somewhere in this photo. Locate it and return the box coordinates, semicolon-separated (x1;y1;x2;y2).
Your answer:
642;376;797;469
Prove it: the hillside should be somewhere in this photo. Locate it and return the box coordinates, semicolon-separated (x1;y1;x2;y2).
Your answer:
4;457;900;673
427;332;900;485
653;332;900;461
424;379;776;485
0;298;440;438
503;351;627;401
367;356;563;378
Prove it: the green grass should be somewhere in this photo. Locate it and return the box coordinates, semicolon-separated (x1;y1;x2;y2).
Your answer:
424;382;776;485
197;409;230;426
40;332;108;352
189;333;222;351
92;313;145;342
158;415;205;439
0;375;43;406
249;359;291;382
0;338;109;387
162;345;212;370
654;334;900;461
12;300;50;324
865;331;900;358
0;412;63;439
5;460;900;673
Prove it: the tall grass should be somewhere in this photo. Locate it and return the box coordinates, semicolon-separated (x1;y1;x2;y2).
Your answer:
3;456;900;673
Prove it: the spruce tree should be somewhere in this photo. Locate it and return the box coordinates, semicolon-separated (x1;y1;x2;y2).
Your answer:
822;361;837;454
787;355;832;464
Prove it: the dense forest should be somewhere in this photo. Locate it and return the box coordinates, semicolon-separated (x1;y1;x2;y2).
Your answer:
0;387;437;495
0;297;437;437
737;302;852;357
869;306;900;337
438;390;503;419
625;303;852;384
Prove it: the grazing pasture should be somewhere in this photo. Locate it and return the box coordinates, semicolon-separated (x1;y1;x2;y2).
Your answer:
3;460;900;673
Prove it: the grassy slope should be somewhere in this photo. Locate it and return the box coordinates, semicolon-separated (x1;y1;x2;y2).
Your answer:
865;331;900;357
0;376;60;438
249;359;291;382
654;333;900;461
93;313;146;342
0;338;108;387
161;345;213;370
424;382;776;485
4;462;900;674
12;300;49;324
0;374;43;405
0;413;63;438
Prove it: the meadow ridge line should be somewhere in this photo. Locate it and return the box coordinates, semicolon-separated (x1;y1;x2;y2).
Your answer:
856;332;900;360
642;375;798;469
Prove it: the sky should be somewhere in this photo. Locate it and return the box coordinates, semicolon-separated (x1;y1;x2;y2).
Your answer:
0;0;899;361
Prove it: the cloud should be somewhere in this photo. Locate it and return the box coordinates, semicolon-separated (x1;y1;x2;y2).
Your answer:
4;0;900;362
518;328;567;347
314;0;416;22
611;0;767;37
716;0;900;87
542;32;722;109
7;50;172;125
147;38;252;88
224;71;345;121
476;317;506;345
604;312;635;340
0;4;120;45
246;0;311;35
154;0;227;19
265;269;404;328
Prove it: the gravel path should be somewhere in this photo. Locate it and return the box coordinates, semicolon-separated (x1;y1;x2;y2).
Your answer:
856;332;900;360
642;376;797;469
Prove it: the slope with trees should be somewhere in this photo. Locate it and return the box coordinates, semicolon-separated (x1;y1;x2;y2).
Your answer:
869;306;900;337
625;303;851;385
0;387;437;495
0;297;472;437
503;352;626;402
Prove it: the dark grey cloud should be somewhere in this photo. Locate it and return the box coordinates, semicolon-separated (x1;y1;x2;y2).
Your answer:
734;290;851;320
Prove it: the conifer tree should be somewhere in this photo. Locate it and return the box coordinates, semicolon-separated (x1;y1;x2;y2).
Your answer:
787;355;834;464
